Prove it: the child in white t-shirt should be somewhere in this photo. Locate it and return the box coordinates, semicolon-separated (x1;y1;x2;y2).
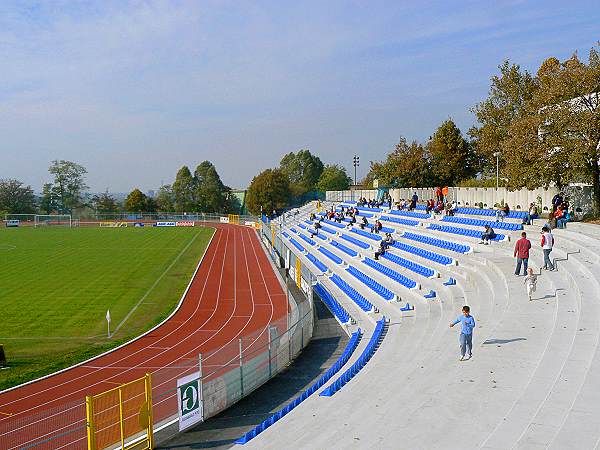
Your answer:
524;267;538;301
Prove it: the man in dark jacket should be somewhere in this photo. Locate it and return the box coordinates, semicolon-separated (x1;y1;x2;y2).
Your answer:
514;231;532;276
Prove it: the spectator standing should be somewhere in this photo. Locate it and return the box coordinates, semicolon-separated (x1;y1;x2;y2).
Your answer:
552;192;564;212
541;226;555;271
514;232;532;276
442;186;449;203
449;306;476;361
435;186;443;203
410;192;418;210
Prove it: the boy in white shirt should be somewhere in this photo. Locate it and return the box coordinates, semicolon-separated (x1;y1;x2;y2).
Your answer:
523;267;538;301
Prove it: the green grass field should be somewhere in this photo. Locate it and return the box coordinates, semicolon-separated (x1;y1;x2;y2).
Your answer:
0;225;214;390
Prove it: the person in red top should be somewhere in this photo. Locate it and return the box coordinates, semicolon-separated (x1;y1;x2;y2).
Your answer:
514;231;532;276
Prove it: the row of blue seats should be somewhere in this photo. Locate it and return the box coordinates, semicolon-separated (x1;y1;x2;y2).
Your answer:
340;233;370;249
282;231;290;239
318;246;343;265
428;223;504;241
306;252;328;273
381;251;435;278
335;208;375;218
346;266;395;301
456;207;527;219
391;241;454;266
330;274;374;312
235;328;362;444
363;258;418;289
298;232;317;246
379;215;419;227
401;231;471;254
330;240;358;257
297;223;307;230
289;237;305;253
322;219;345;229
320;317;386;397
350;227;382;241
441;215;522;231
389;209;431;219
314;283;351;324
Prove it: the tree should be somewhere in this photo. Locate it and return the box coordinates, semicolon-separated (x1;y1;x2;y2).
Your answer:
428;119;477;185
172;166;195;212
279;149;324;197
469;61;538;176
39;183;57;214
0;179;36;214
124;189;148;212
246;169;290;215
365;137;431;187
506;47;600;214
91;190;119;214
316;165;351;191
194;161;226;213
156;184;175;212
47;160;88;213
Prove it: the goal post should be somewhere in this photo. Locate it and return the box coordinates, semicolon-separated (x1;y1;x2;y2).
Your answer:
34;214;72;228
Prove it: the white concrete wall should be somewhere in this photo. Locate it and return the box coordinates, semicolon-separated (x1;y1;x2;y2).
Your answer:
327;185;594;214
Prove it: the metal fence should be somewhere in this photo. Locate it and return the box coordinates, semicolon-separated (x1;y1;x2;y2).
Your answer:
0;222;314;450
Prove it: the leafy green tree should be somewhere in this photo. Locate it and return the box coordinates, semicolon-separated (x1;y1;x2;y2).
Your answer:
48;160;88;213
316;165;351;191
246;169;290;215
172;166;195;212
279;149;324;197
91;190;119;214
469;61;538;176
194;161;226;212
39;183;57;214
124;188;147;212
428;119;476;185
156;184;175;212
366;137;431;187
0;179;36;214
506;47;600;214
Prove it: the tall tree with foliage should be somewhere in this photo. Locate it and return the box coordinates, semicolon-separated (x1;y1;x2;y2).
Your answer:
124;189;148;212
279;149;324;197
172;166;195;212
0;179;36;214
366;137;431;187
39;183;57;214
428;119;476;185
316;165;351;191
194;161;226;213
246;169;290;215
505;47;600;214
469;61;538;176
91;190;119;214
47;160;88;213
156;184;175;212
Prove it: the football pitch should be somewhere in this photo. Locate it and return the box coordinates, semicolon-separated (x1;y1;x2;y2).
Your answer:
0;225;214;390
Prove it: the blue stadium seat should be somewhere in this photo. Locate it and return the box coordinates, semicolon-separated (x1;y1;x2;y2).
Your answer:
401;231;471;254
381;252;435;278
314;283;351;324
346;266;395;301
362;258;418;289
441;215;522;231
428;224;505;241
305;253;328;274
379;215;419;227
339;233;371;249
330;240;358;257
330;274;374;312
318;247;343;264
389;209;431;219
391;241;454;265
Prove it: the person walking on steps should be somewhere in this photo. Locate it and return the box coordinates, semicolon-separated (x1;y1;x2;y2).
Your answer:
524;267;538;301
514;231;532;276
450;306;476;361
541;226;555;271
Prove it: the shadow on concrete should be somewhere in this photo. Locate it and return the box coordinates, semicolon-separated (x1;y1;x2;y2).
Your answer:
482;338;527;345
156;297;348;450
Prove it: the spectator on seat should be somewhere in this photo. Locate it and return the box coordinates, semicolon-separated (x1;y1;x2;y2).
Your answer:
309;213;316;221
555;206;570;229
495;204;509;222
374;236;392;260
310;221;321;238
372;220;383;234
522;203;538;225
479;225;496;245
359;216;369;230
434;201;444;214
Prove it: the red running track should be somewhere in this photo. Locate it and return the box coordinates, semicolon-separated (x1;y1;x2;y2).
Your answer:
0;224;288;449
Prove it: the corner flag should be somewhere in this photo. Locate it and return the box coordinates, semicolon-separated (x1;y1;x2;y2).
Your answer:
106;310;111;338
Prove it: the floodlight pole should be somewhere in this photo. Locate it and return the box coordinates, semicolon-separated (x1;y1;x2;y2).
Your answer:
493;152;501;191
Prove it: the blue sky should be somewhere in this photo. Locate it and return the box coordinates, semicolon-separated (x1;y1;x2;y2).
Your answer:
1;0;599;192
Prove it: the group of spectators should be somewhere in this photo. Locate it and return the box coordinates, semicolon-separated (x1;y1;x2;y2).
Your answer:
374;233;395;260
357;195;392;209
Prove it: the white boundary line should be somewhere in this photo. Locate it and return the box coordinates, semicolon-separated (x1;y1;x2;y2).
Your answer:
111;230;202;337
0;227;217;396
